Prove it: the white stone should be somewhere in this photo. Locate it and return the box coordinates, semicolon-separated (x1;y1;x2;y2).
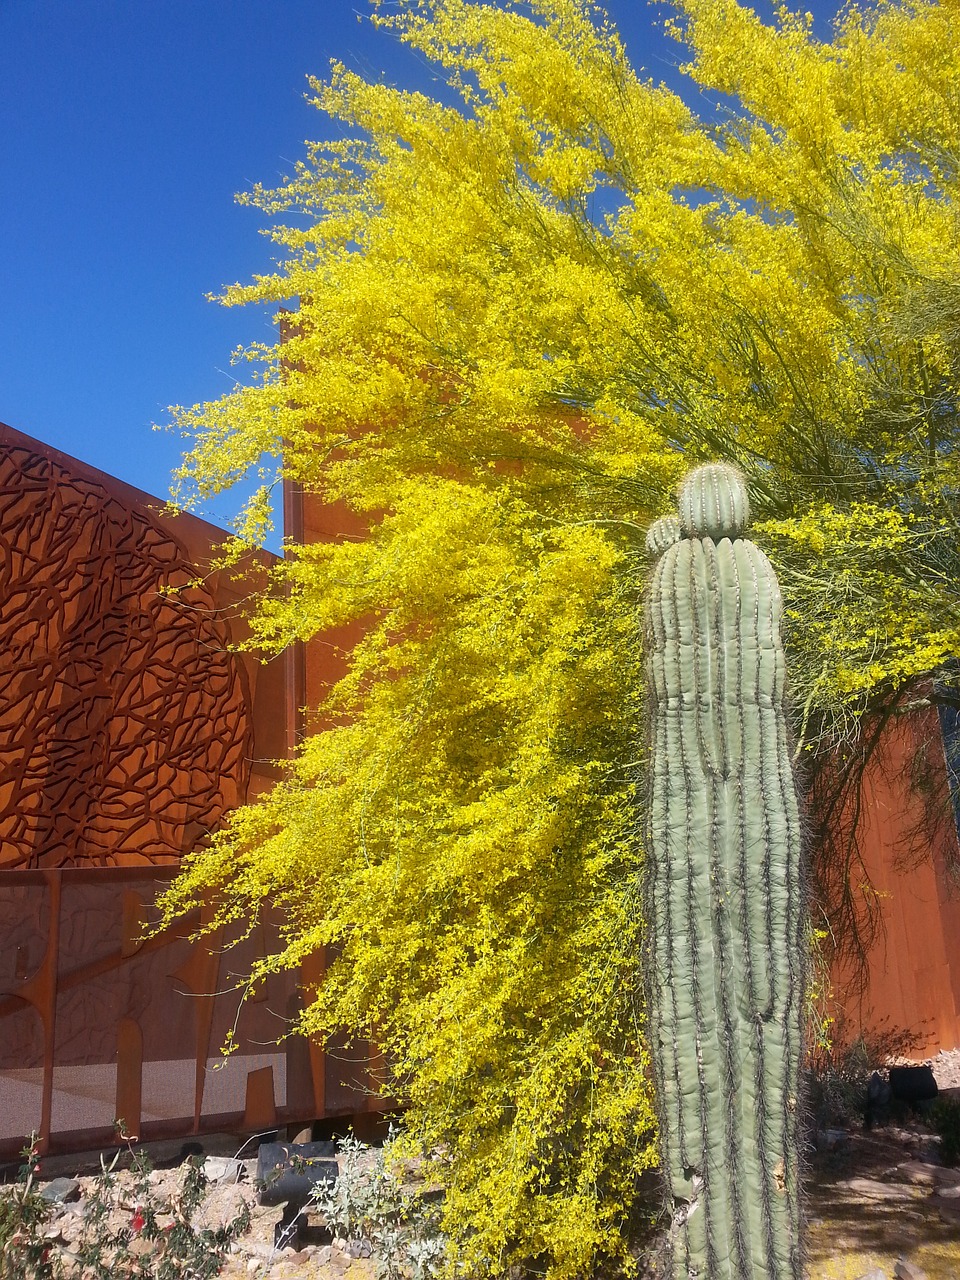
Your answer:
203;1156;245;1183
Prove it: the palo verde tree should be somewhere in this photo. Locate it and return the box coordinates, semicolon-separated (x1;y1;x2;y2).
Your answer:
161;1;960;1275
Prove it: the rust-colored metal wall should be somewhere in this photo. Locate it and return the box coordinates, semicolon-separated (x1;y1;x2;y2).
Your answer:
832;710;960;1056
0;423;286;869
282;478;369;745
0;426;384;1157
0;867;386;1160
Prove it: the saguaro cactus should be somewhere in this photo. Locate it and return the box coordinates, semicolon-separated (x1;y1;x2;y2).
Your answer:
644;463;805;1280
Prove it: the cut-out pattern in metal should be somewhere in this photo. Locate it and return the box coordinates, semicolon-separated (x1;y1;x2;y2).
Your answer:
0;443;251;868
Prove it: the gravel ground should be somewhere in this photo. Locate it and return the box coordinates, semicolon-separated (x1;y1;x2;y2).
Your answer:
16;1138;383;1279
61;1167;346;1278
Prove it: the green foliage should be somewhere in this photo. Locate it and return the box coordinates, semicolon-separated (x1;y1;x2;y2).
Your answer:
307;1133;447;1280
0;1140;53;1280
0;1135;250;1279
932;1097;960;1167
159;0;960;1276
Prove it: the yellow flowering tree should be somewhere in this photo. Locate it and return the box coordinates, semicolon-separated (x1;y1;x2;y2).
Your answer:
161;0;960;1274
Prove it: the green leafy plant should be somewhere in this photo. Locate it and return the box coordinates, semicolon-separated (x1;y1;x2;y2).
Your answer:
308;1134;448;1280
0;1132;250;1280
932;1097;960;1167
0;1138;56;1280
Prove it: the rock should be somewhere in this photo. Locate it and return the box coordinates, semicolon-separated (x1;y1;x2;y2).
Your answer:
347;1238;373;1258
244;1241;281;1262
203;1155;245;1184
894;1260;928;1280
887;1127;921;1145
839;1177;920;1202
58;1211;86;1245
891;1161;938;1187
853;1269;888;1280
314;1245;334;1264
932;1192;960;1225
816;1128;850;1151
38;1176;81;1203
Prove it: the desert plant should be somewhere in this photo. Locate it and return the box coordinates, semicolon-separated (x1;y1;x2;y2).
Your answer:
804;1016;925;1130
0;1132;250;1280
309;1133;448;1280
932;1097;960;1167
644;463;807;1279
0;1138;57;1280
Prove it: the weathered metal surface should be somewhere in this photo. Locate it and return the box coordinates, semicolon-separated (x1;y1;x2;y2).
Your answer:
833;710;960;1055
0;868;387;1158
0;425;383;1156
0;424;276;869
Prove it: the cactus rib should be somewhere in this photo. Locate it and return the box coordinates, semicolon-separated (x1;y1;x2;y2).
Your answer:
644;464;805;1279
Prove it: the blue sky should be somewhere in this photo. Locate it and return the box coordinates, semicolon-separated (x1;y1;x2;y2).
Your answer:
1;0;841;544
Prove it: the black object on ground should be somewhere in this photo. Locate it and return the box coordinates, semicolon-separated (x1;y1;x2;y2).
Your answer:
866;1066;939;1129
889;1066;938;1105
256;1140;338;1250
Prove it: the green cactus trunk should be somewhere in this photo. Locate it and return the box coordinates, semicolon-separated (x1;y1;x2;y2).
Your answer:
644;464;805;1280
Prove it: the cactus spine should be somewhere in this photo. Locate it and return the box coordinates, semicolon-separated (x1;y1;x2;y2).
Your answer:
644;464;805;1280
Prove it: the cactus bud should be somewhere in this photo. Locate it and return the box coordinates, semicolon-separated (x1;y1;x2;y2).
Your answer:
678;462;751;540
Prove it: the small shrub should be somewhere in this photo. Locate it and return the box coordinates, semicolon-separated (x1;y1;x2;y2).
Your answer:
804;1017;925;1130
0;1131;250;1279
0;1139;55;1279
309;1133;448;1280
932;1097;960;1166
